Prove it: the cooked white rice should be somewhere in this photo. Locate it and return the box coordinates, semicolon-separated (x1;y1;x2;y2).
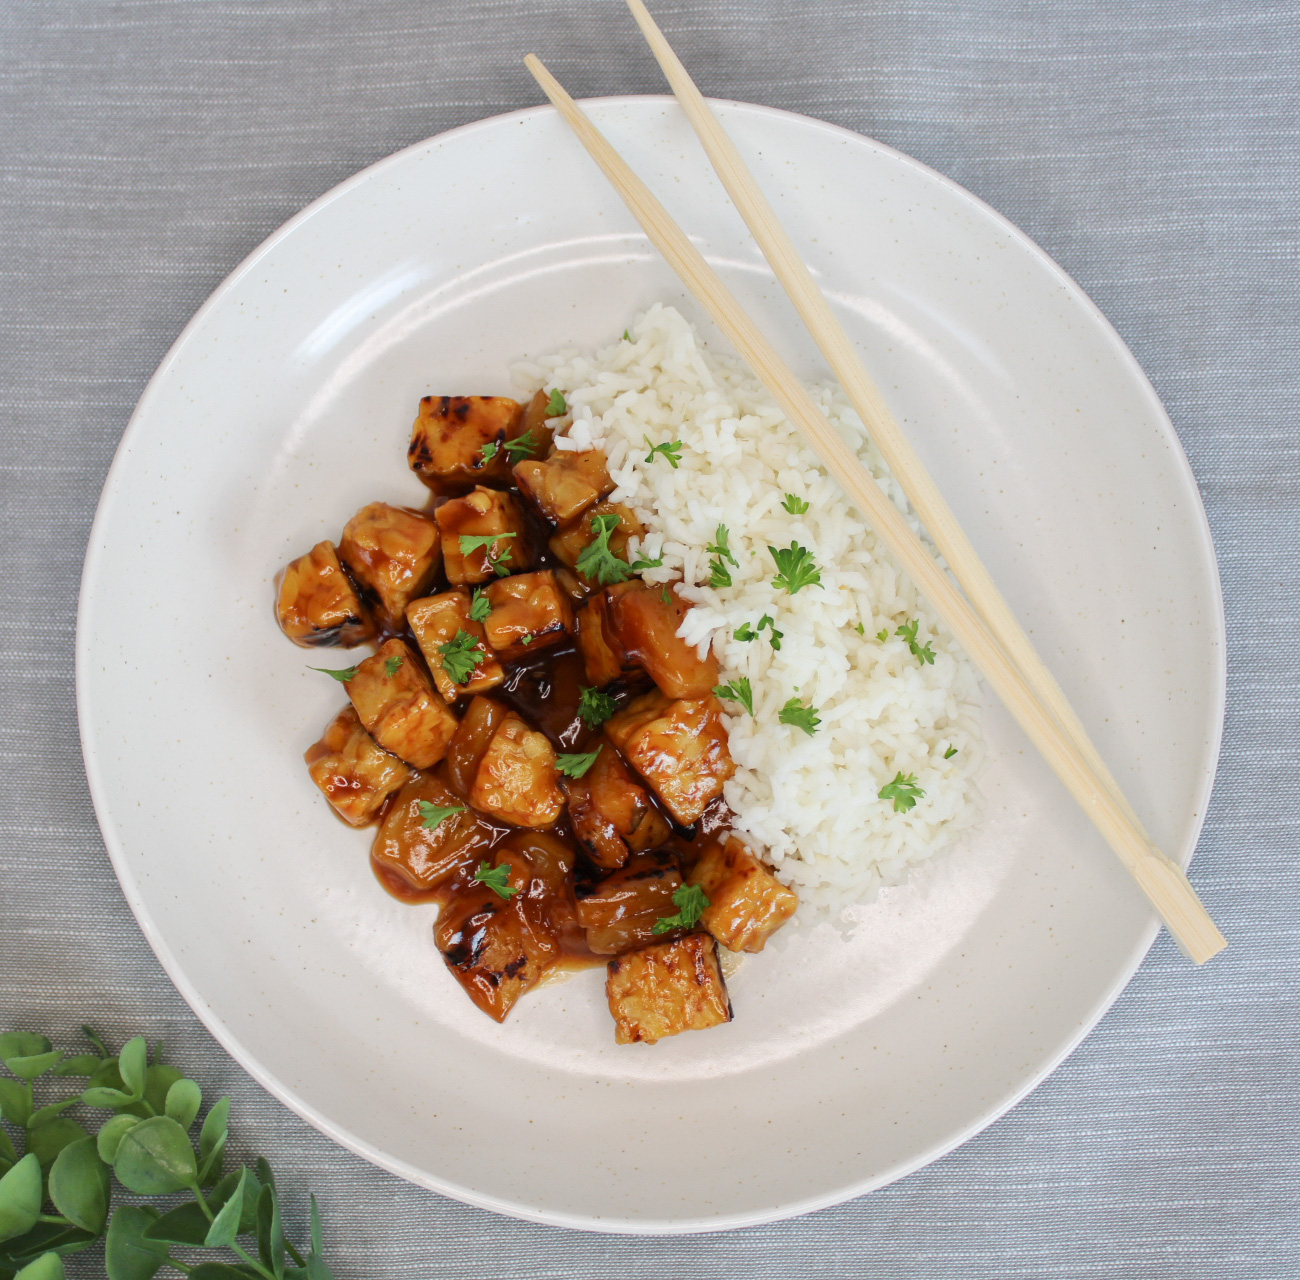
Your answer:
513;303;984;916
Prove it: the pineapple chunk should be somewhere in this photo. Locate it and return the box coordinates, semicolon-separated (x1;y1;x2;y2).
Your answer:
371;773;496;892
337;503;441;633
564;743;671;869
303;706;410;826
275;541;373;648
604;691;735;825
482;571;574;657
548;502;644;589
689;836;798;952
574;851;682;954
575;590;633;686
434;486;531;585
435;882;552;1022
469;712;564;828
605;934;733;1045
608;583;718;699
513;448;612;525
406;590;505;702
407;394;524;491
345;638;457;769
444;695;509;795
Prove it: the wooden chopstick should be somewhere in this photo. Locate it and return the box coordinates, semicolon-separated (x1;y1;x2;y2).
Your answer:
522;53;1226;963
623;0;1150;840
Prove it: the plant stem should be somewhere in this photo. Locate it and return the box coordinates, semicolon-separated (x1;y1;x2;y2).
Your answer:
231;1241;278;1280
163;1259;194;1275
189;1183;214;1221
36;1213;70;1225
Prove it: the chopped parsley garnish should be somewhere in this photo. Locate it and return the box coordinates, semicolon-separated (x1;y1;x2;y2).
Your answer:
707;524;737;586
660;587;672;604
708;557;732;588
545;388;567;416
468;588;492;622
879;772;924;812
503;429;538;461
876;628;889;642
577;685;617;728
575;513;634;585
458;531;516;577
652;883;710;934
781;493;810;514
769;541;821;594
437;628;485;684
895;618;936;665
521;634;534;646
779;697;821;736
556;747;601;778
855;622;865;635
622;329;631;341
734;614;782;650
383;654;404;678
630;551;664;572
712;677;754;716
643;435;683;468
474;860;517;899
479;440;499;463
944;745;959;759
417;801;465;830
308;664;358;683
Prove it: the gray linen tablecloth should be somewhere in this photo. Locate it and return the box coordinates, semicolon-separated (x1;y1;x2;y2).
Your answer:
2;1;1297;1275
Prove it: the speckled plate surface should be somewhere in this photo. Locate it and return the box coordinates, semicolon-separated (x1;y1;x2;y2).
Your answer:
77;98;1225;1233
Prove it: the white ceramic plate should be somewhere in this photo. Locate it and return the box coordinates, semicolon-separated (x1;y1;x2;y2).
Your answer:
77;98;1224;1233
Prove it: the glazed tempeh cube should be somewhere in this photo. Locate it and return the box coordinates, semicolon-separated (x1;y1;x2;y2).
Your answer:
689;835;798;953
345;638;458;769
564;743;671;870
604;691;735;826
406;589;505;702
337;503;442;632
513;448;612;525
407;395;524;491
469;712;564;828
444;695;509;795
575;590;630;686
371;773;496;892
275;541;373;648
482;571;574;658
605;934;733;1045
303;706;410;827
435;486;531;585
608;582;718;699
574;851;683;954
548;502;644;589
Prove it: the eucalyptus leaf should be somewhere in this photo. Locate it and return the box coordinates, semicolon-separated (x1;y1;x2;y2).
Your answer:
204;1169;246;1249
116;1039;147;1102
85;1060;125;1092
51;1057;101;1079
0;1129;16;1173
0;1039;48;1064
199;1098;229;1163
95;1115;139;1165
78;1029;108;1058
0;1156;41;1244
0;1082;31;1129
141;1201;210;1246
112;1117;197;1196
47;1140;110;1235
25;1101;78;1132
256;1181;286;1280
209;1167;260;1236
25;1120;86;1170
142;1066;181;1118
103;1205;168;1280
305;1195;334;1279
0;1222;97;1266
12;1252;63;1280
2;1057;60;1084
79;1087;135;1111
163;1079;201;1130
255;1158;275;1192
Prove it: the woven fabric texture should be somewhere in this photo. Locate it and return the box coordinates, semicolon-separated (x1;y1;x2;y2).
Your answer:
2;1;1297;1275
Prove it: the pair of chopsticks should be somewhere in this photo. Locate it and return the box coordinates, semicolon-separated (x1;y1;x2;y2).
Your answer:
524;1;1226;963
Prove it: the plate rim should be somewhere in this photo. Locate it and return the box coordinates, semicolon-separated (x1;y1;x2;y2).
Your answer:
76;93;1228;1234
